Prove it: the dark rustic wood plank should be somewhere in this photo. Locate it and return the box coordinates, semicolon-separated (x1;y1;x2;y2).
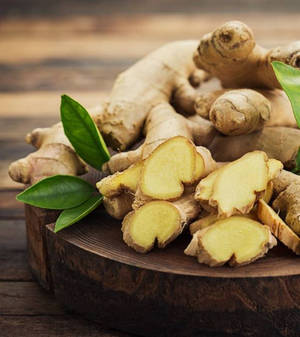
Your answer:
0;91;107;117
47;213;300;278
25;206;60;290
1;14;299;67
0;282;64;315
0;316;131;337
1;0;300;18
44;215;300;337
0;60;130;92
0;219;32;281
0;190;23;219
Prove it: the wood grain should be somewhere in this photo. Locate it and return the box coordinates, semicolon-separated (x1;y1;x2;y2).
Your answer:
0;317;131;337
43;210;300;337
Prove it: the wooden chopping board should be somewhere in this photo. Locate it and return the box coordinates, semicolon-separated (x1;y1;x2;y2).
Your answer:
25;202;300;337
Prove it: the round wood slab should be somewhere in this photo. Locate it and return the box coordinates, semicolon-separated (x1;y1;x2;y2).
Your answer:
26;205;300;337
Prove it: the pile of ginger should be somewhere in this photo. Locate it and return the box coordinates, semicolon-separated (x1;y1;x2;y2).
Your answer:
9;21;300;267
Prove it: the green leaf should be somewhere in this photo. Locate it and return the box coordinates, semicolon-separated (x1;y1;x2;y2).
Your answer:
54;194;103;232
271;61;300;127
16;175;95;209
60;94;110;170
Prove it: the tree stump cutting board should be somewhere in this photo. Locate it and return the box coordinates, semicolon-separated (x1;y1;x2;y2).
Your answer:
25;203;300;337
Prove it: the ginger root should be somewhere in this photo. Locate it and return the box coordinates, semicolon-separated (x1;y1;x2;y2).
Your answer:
272;170;300;234
208;127;300;169
122;193;200;253
99;40;201;150
195;88;296;137
9;41;212;184
103;193;134;220
195;151;283;217
207;89;271;136
8;124;87;184
194;21;300;89
257;199;300;255
185;216;277;267
103;102;217;174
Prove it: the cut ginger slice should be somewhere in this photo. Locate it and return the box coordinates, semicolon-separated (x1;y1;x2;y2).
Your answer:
185;216;277;267
189;214;218;235
140;136;204;200
195;151;282;217
96;161;142;197
122;201;182;253
257;199;300;255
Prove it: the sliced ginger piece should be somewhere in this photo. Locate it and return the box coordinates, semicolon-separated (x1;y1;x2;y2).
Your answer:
262;181;274;204
257;199;300;255
96;161;142;198
210;152;269;216
122;201;182;253
122;193;200;253
185;216;277;267
140;136;204;200
267;158;283;180
189;212;258;235
195;151;281;217
189;214;218;235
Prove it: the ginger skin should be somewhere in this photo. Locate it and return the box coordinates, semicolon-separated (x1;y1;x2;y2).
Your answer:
194;21;300;89
207;89;271;136
103;193;134;220
195;89;296;133
272;170;300;235
257;199;300;255
185;216;277;267
9;41;211;185
8;105;104;185
208;127;300;169
99;40;201;150
103;103;217;174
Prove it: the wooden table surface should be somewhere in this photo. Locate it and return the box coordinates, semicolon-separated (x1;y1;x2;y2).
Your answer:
1;2;300;335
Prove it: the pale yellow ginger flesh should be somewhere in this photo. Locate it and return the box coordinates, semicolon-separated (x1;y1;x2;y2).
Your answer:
122;192;200;253
96;162;142;198
268;159;284;180
140;136;204;200
122;201;182;253
185;216;277;267
189;212;259;235
189;214;218;235
195;151;282;217
257;199;300;255
263;182;274;204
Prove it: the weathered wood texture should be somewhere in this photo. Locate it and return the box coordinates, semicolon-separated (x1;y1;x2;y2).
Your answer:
43;210;300;337
0;191;133;336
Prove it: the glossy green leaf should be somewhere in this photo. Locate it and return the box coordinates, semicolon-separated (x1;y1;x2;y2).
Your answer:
271;61;300;127
60;94;110;170
54;194;103;232
16;175;95;209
